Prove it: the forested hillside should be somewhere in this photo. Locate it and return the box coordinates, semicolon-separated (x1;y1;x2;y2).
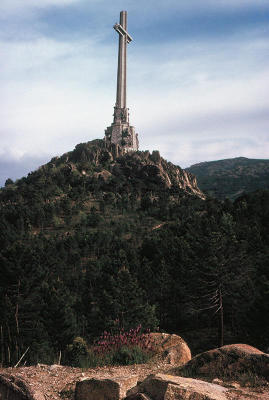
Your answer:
0;140;268;367
187;157;269;200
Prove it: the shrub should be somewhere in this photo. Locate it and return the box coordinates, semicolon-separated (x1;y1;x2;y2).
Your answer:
110;345;152;365
5;178;14;186
93;325;156;365
65;326;156;368
65;337;88;367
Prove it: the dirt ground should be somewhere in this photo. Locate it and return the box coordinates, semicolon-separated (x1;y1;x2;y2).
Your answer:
1;362;269;400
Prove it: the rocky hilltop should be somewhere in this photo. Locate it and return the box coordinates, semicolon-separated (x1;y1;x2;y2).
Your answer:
46;139;204;199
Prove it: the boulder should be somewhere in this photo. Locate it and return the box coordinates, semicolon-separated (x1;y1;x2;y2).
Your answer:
150;333;191;365
0;373;44;400
175;344;269;380
75;375;138;400
125;374;229;400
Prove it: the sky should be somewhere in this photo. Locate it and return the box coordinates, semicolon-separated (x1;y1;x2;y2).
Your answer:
1;0;269;186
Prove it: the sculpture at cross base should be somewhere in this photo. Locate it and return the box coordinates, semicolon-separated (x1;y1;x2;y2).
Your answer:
105;11;139;153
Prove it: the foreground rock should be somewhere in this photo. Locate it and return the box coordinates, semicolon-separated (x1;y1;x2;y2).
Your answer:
75;375;138;400
0;373;44;400
125;374;229;400
1;360;269;400
0;363;169;400
174;343;269;380
150;333;191;366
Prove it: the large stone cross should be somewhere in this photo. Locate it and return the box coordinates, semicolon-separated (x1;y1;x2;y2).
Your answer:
114;11;133;111
104;11;139;153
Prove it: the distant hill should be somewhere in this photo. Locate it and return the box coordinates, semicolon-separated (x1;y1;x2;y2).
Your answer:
186;157;269;200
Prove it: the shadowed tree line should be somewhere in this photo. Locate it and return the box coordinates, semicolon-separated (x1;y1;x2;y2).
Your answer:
0;143;268;366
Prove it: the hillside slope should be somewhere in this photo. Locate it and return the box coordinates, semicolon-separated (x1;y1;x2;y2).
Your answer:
0;141;268;366
35;139;204;199
187;157;269;200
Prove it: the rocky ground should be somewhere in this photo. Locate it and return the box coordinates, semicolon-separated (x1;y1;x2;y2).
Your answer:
1;338;268;400
0;361;169;400
1;361;269;400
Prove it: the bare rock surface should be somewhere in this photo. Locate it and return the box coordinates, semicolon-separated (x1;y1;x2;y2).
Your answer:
150;333;191;366
174;344;269;380
75;375;138;400
0;372;45;400
53;140;205;199
125;373;229;400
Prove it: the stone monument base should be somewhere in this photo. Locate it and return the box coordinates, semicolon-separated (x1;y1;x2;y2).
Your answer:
105;121;139;153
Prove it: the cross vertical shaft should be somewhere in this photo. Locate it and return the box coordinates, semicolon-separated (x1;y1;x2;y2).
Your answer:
116;11;127;109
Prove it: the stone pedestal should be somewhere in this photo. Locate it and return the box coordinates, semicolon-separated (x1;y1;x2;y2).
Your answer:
105;116;139;153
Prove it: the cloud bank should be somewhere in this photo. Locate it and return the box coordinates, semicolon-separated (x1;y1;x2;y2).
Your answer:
0;1;268;185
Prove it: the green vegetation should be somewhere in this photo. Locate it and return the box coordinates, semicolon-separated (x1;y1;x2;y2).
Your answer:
187;157;269;200
63;326;155;368
0;141;268;367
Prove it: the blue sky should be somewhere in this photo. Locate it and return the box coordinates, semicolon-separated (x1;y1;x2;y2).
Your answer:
1;0;269;186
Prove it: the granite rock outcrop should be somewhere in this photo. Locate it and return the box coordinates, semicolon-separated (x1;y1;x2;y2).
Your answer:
48;139;205;199
0;373;44;400
150;333;191;366
125;374;229;400
75;375;138;400
174;343;269;380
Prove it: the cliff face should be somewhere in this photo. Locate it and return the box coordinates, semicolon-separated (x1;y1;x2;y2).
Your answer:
47;139;204;199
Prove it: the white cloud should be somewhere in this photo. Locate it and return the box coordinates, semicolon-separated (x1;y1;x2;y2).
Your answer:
0;1;268;185
0;35;116;155
1;0;268;20
1;36;113;83
0;0;80;15
204;0;269;9
1;29;269;166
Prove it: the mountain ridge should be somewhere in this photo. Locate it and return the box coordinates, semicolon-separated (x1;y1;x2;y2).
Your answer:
186;156;269;199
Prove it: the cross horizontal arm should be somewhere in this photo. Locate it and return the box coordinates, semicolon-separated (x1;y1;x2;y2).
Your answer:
113;23;133;43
